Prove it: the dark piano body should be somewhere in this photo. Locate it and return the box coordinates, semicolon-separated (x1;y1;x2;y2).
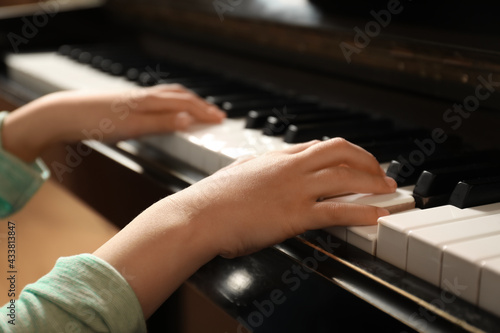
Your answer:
2;1;500;332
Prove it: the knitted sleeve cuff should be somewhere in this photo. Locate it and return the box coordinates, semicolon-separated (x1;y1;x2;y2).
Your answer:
0;111;50;217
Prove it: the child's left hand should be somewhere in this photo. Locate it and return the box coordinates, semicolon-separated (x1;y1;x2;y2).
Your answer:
2;84;225;162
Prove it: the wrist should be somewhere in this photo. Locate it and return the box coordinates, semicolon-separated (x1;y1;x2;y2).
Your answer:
2;96;60;162
0;111;50;217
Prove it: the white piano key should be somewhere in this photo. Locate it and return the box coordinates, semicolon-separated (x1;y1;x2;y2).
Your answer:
346;225;378;254
345;208;421;255
325;160;395;246
407;213;500;286
322;186;416;253
441;234;500;304
327;185;415;214
478;256;500;317
323;226;347;241
376;202;500;270
379;162;391;172
6;52;137;93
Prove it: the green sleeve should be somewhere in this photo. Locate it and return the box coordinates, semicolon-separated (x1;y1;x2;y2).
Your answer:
0;254;147;332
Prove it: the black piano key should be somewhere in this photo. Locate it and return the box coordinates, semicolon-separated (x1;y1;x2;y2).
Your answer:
246;103;354;129
86;49;134;65
413;162;500;198
68;47;85;60
413;193;452;210
205;93;278;107
223;99;314;118
263;111;365;136
386;149;499;186
100;58;121;72
126;61;180;82
283;118;394;143
189;85;265;98
77;51;93;64
91;55;114;70
246;110;276;128
449;176;500;208
412;163;500;209
137;69;208;86
59;44;141;71
95;54;158;74
361;140;428;163
158;77;231;88
104;60;149;76
108;62;129;76
58;44;73;56
245;105;321;129
98;56;147;73
159;75;249;91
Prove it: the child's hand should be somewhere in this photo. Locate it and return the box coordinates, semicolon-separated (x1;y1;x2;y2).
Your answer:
2;84;225;162
167;138;396;259
68;84;226;140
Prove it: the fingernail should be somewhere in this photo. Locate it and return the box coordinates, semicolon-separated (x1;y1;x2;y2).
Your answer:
377;207;391;217
384;176;397;189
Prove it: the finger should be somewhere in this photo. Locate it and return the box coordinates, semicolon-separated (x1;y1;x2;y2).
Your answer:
122;112;194;137
300;138;383;176
141;91;226;122
151;84;219;109
147;83;191;93
164;93;225;121
310;202;390;229
310;166;397;198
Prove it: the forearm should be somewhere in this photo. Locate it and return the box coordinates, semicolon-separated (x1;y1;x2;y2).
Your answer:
92;195;218;318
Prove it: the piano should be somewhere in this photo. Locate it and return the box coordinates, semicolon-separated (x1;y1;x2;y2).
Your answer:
2;0;500;332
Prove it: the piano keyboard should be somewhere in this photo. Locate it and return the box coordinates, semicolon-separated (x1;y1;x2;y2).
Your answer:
5;45;500;318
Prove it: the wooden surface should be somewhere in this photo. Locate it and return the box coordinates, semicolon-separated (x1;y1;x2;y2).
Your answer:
0;179;118;305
